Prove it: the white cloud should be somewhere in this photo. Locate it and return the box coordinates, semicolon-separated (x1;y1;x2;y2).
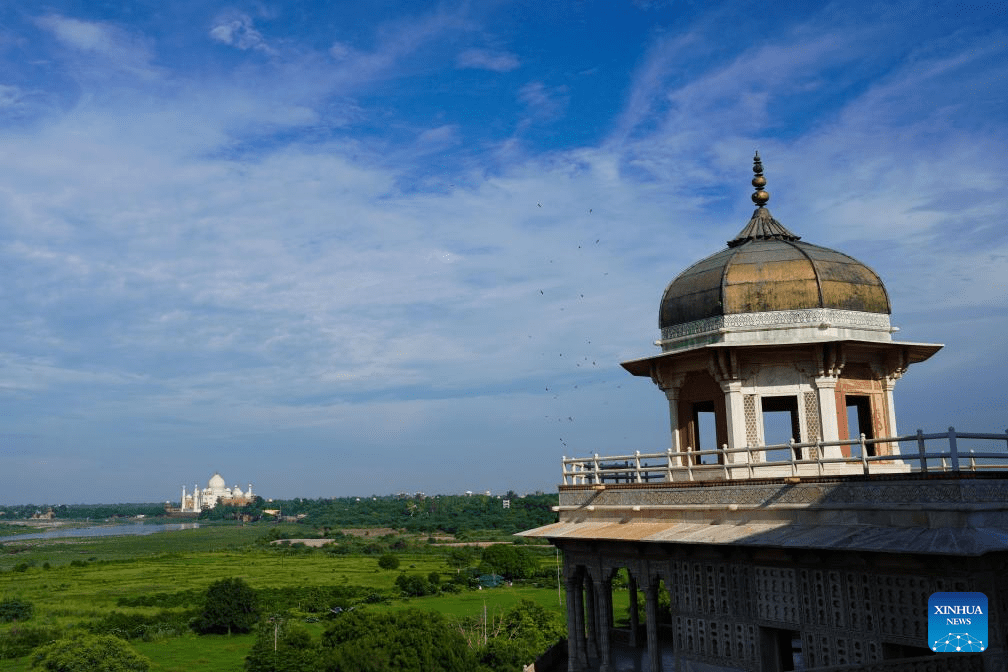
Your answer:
325;8;471;87
456;48;519;72
35;14;157;78
209;13;274;54
518;81;567;122
415;124;459;151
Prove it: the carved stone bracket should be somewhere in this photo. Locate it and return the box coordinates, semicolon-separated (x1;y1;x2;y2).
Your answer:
650;365;686;393
870;347;908;383
818;343;846;378
708;349;741;384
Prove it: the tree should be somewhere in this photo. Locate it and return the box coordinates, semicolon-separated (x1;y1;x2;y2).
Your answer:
245;622;321;672
196;578;261;635
394;574;434;597
446;547;475;574
30;634;151;672
478;544;538;580
377;553;400;570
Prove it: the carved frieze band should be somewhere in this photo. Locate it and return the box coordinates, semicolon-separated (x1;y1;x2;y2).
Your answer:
660;308;892;342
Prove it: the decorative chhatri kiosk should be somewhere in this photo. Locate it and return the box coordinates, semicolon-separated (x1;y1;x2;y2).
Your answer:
522;155;1008;672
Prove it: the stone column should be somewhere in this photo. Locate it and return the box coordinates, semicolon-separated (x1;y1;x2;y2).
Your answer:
814;376;842;458
598;577;613;672
881;376;899;441
565;575;583;672
721;381;749;476
575;576;588;669
664;388;682;453
585;575;598;661
628;574;641;647
646;579;663;672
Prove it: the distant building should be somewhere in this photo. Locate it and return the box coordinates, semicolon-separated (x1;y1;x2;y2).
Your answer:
179;473;254;512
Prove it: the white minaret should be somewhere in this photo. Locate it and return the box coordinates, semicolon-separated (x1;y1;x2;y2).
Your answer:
247;483;253;498
181;486;187;511
193;483;200;511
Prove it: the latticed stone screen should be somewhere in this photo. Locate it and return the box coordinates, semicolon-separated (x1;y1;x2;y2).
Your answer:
804;391;821;453
744;394;759;448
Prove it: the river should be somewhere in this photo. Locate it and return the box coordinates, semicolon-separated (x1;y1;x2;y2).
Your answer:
2;522;201;542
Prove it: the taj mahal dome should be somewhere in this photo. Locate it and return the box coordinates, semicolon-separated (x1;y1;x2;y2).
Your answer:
178;473;254;512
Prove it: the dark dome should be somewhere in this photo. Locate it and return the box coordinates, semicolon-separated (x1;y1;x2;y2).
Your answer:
659;166;890;331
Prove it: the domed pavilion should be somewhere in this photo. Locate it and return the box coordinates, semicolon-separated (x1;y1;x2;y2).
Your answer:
521;154;1008;672
620;152;942;467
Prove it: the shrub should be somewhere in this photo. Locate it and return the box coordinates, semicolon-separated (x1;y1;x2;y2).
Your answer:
30;633;151;672
116;589;201;609
195;578;260;635
321;609;483;672
0;625;59;660
245;622;320;672
377;553;399;570
0;598;33;622
87;610;196;641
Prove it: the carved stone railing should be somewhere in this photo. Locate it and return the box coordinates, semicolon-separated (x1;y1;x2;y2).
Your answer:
561;428;1008;485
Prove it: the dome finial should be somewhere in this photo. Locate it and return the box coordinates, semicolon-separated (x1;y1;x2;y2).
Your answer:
751;151;769;207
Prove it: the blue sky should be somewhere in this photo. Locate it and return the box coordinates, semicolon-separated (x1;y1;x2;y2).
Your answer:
1;1;1006;504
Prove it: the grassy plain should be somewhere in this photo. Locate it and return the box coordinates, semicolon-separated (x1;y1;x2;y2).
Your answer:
0;522;564;671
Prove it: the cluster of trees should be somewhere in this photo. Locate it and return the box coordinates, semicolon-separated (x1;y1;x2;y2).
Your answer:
0;503;167;520
1;491;557;537
477;545;539;580
393;572;456;597
244;600;563;672
197;496;267;521
251;493;557;536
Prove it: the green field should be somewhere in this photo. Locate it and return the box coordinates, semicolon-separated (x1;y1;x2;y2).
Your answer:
0;522;566;671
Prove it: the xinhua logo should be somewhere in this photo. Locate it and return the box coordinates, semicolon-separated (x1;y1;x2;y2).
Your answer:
929;592;987;653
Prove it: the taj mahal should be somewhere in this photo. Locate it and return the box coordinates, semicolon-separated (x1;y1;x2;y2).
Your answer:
178;473;254;512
